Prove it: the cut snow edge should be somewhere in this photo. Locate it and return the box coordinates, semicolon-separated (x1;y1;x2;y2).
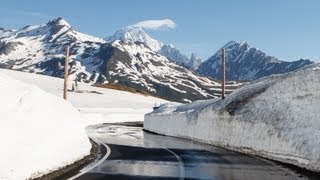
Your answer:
144;63;320;172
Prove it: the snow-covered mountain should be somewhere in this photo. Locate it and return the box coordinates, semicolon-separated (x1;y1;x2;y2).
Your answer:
105;26;163;51
159;44;202;70
0;18;240;102
0;17;105;81
107;26;201;70
93;40;230;102
159;44;188;64
197;41;314;80
189;53;202;70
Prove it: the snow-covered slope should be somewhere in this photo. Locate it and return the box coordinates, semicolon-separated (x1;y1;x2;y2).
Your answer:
0;71;91;179
0;27;14;38
197;41;314;80
1;68;168;124
100;40;241;102
145;63;320;172
159;44;202;70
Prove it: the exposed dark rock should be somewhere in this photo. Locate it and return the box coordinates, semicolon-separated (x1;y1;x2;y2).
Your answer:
0;41;24;55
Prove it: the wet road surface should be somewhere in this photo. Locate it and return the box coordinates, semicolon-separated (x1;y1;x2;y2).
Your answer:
72;123;306;180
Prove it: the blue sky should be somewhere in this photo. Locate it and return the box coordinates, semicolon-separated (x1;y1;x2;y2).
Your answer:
0;0;319;61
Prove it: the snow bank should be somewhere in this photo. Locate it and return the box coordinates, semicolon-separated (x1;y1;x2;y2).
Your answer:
0;72;91;179
0;69;168;125
145;64;320;172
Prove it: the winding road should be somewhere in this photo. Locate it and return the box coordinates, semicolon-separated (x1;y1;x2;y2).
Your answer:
70;123;306;180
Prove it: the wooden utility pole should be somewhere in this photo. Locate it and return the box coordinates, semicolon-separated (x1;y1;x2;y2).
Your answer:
221;48;225;100
63;46;69;100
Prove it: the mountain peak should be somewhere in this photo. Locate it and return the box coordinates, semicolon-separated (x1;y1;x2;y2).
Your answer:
220;41;252;54
47;17;71;29
105;26;163;51
167;44;175;48
159;45;202;70
239;41;249;46
239;41;250;49
189;53;202;69
223;40;238;48
222;40;250;49
190;52;198;59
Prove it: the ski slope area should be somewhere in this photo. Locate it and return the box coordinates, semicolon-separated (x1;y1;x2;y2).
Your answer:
0;71;91;179
145;63;320;172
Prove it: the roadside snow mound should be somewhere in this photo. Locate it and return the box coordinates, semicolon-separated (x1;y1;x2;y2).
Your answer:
0;68;168;125
0;72;91;179
145;63;320;172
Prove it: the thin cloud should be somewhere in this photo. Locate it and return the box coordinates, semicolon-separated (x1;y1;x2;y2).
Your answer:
12;10;43;17
130;19;176;30
6;9;52;19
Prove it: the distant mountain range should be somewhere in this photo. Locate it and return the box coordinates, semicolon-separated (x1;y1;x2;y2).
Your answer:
0;17;313;101
106;26;202;70
106;25;314;81
0;17;236;102
197;41;313;80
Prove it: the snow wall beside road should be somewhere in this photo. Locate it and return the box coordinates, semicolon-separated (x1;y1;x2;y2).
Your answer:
144;64;320;172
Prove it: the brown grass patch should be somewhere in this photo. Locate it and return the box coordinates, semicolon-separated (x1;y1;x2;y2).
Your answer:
94;83;150;96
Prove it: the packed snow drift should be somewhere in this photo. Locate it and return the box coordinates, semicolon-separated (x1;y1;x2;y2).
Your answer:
0;71;91;179
145;63;320;172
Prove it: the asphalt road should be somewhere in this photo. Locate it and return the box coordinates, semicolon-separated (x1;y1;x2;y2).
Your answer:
70;123;307;180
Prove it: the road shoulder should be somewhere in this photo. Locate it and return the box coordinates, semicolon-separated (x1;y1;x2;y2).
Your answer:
32;139;101;180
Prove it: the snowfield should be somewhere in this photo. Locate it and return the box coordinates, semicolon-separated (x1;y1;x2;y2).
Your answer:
0;69;167;179
0;71;91;179
145;63;320;172
1;69;168;125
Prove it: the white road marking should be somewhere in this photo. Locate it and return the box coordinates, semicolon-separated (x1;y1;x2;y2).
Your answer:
68;136;111;180
165;148;185;180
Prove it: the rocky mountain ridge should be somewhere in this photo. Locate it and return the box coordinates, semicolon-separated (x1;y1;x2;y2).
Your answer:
197;41;313;80
0;17;239;102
